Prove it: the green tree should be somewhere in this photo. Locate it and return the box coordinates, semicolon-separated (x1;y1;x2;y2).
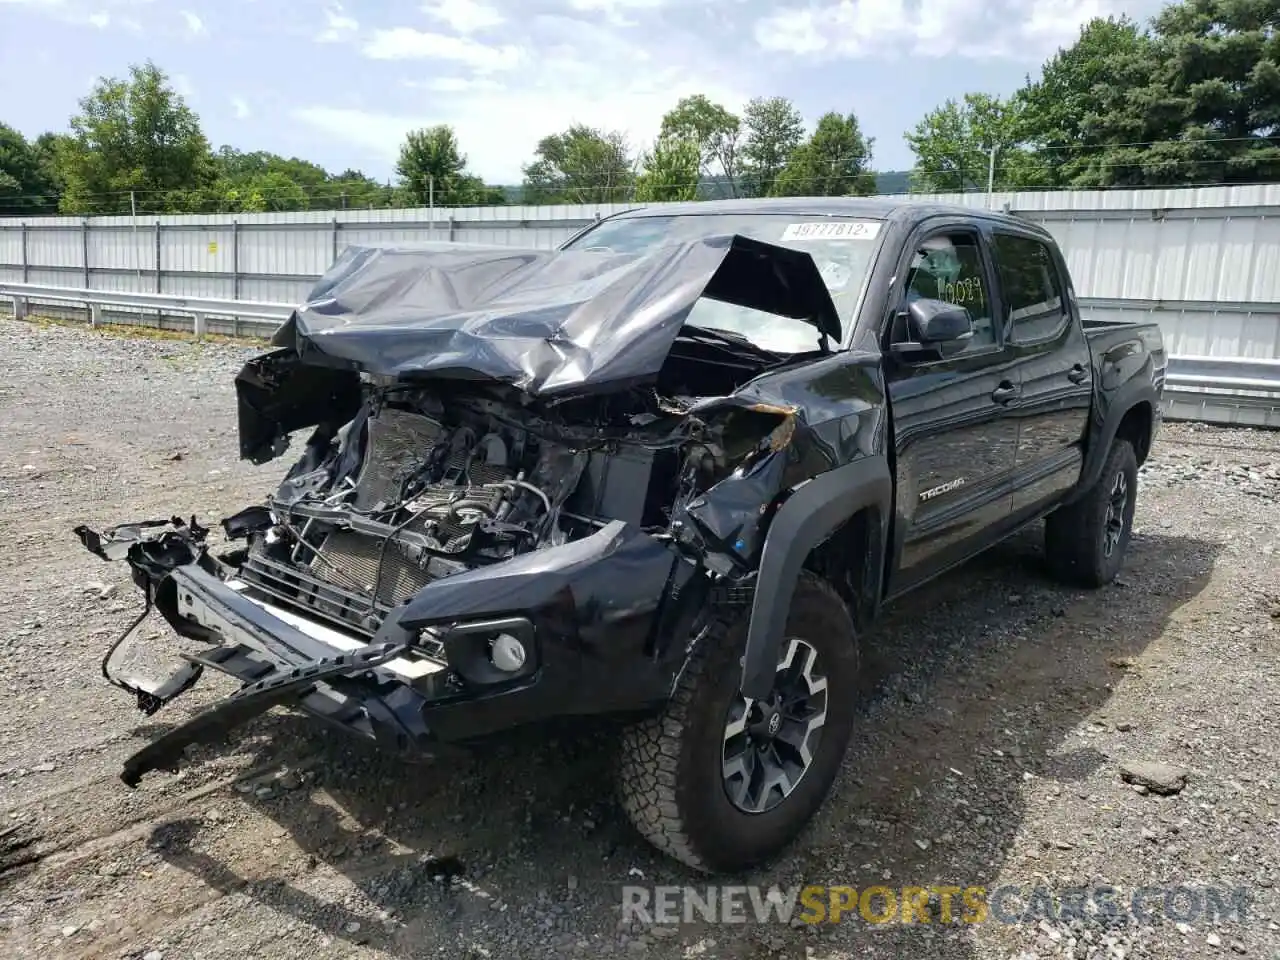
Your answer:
1016;16;1159;186
58;61;215;214
1114;0;1280;185
0;123;58;214
32;132;72;202
329;168;397;208
634;135;701;201
394;125;499;206
233;171;310;212
740;96;805;197
202;150;402;211
905;93;1046;192
1017;2;1280;187
773;111;877;197
212;147;328;186
658;94;743;197
206;147;324;210
521;124;635;203
397;125;463;205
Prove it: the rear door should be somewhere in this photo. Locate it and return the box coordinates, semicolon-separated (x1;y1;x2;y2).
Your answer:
884;220;1021;596
989;230;1093;517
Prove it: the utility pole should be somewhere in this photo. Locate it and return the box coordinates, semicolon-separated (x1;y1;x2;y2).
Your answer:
131;190;140;282
428;174;434;237
986;145;997;209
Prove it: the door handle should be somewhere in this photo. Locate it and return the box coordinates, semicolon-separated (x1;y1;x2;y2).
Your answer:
991;381;1020;404
1067;363;1089;384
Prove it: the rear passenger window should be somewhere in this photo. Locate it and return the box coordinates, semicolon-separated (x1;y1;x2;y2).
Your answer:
993;234;1067;341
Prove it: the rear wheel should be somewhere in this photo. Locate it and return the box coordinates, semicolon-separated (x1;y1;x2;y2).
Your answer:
616;573;859;873
1044;437;1138;588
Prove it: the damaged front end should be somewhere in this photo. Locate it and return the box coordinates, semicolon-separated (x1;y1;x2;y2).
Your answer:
76;233;843;786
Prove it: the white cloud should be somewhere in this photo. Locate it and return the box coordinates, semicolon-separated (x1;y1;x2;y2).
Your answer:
421;0;504;33
561;0;671;27
754;0;1130;61
565;0;669;12
231;96;250;119
180;9;205;36
362;27;522;71
0;0;140;31
316;3;357;42
297;27;746;185
403;76;505;92
1019;0;1121;50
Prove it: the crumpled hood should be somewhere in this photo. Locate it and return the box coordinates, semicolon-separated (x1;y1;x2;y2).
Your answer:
271;234;842;396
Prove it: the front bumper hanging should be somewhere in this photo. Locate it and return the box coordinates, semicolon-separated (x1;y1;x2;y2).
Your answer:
120;638;409;787
76;512;712;787
76;517;442;785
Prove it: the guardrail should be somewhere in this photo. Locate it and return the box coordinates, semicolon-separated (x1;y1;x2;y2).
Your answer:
1165;355;1280;392
0;282;293;338
3;283;1279;428
1163;355;1280;429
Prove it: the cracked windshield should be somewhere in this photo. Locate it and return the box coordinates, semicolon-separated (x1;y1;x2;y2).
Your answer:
564;214;884;353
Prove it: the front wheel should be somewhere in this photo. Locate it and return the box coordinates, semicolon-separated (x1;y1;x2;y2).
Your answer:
616;573;859;873
1044;437;1138;588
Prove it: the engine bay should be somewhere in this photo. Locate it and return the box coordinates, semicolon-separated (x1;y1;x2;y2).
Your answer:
235;381;715;638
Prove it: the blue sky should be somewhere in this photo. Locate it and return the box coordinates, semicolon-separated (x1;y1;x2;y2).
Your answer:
0;0;1172;185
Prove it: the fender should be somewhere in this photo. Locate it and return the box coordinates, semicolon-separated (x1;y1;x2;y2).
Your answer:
1062;376;1158;506
740;455;893;699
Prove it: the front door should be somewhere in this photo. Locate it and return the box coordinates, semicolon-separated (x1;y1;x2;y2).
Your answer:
883;222;1021;596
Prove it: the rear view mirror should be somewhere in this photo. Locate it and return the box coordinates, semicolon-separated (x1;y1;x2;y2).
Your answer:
890;298;974;359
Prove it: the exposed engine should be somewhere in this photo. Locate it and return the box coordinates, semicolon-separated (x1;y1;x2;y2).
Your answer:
236;384;673;638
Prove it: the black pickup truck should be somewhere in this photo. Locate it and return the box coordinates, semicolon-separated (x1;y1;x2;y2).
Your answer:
77;197;1166;874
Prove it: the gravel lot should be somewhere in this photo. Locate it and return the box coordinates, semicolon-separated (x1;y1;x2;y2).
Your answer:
1;316;1278;960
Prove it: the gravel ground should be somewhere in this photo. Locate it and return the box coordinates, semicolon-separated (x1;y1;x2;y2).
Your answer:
1;316;1278;960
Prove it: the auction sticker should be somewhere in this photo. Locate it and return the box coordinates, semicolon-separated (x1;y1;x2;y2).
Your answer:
780;220;881;241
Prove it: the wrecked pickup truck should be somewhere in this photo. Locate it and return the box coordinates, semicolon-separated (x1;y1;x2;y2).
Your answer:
77;197;1166;873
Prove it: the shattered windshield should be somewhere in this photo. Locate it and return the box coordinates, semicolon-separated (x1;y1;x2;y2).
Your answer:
563;212;883;353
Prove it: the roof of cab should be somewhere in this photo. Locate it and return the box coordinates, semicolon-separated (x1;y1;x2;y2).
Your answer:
604;195;1039;233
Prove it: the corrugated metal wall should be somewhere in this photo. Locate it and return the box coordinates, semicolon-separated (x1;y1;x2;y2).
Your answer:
3;188;1280;362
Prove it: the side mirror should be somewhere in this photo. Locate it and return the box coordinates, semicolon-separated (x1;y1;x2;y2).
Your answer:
890;298;974;359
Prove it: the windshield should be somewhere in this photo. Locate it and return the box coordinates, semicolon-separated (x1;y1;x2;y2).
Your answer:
562;212;882;353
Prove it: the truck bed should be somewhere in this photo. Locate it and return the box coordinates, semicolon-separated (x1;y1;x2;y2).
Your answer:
1083;316;1167;392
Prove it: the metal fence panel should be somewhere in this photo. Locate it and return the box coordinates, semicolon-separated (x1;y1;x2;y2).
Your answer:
89;224;144;271
159;271;235;300
26;227;84;274
0;226;22;271
88;270;153;294
239;226;333;277
162;225;237;275
1079;300;1280;359
237;275;314;304
26;266;72;287
338;225;439;248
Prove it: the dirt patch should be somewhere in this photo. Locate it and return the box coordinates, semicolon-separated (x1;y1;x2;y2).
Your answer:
1;317;1277;959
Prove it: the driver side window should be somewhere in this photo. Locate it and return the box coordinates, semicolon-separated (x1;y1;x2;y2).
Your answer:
904;232;995;352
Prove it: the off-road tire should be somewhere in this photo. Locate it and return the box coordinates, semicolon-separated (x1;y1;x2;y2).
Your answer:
616;572;860;873
1044;437;1138;588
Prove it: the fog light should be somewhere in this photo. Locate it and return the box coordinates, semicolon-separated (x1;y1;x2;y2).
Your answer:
490;633;527;672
